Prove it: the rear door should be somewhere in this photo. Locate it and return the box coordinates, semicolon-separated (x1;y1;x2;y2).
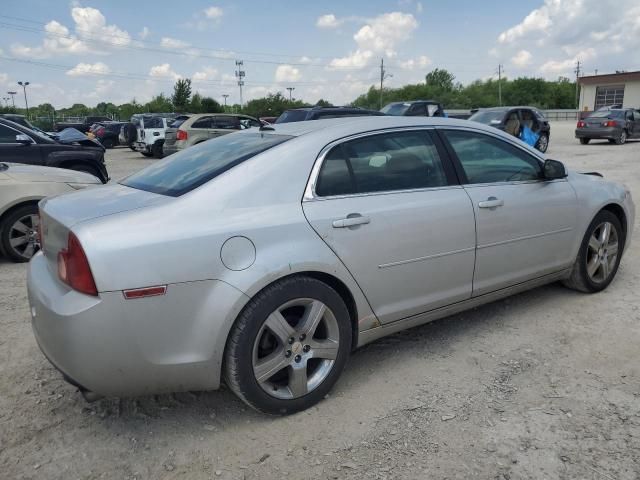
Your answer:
439;128;577;296
211;116;242;137
302;128;476;324
625;110;637;137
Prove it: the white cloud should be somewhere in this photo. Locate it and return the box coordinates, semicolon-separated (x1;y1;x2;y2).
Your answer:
416;2;423;13
193;66;218;81
204;6;223;20
66;62;111;76
511;50;533;68
399;55;431;70
275;65;302;82
160;37;190;49
328;12;418;70
316;14;341;29
299;56;312;64
493;0;640;77
139;26;150;39
149;63;181;81
71;7;131;47
10;7;130;58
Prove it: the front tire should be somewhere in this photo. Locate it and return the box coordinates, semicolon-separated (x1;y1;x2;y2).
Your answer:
562;210;623;293
579;138;591;145
1;204;40;262
224;276;352;415
536;133;549;152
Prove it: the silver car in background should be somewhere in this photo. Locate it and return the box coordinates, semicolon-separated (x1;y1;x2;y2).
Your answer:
28;117;634;414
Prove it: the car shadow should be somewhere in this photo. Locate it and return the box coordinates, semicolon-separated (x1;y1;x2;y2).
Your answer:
71;281;579;431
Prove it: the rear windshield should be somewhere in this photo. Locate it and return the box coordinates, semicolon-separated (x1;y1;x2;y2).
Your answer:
468;110;507;124
380;103;410;116
121;132;292;196
275;110;309;123
588;110;625;118
142;116;165;128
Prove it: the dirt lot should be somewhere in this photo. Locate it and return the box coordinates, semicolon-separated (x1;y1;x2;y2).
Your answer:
1;122;639;479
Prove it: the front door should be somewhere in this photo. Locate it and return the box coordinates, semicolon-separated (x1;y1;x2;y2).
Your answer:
440;128;578;296
0;124;42;165
303;129;476;324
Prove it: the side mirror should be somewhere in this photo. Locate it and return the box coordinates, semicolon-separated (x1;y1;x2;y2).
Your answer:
15;134;33;145
543;159;567;180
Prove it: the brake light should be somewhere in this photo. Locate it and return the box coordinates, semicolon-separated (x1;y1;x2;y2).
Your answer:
603;120;618;127
57;232;97;296
577;121;586;128
176;129;188;141
96;127;105;136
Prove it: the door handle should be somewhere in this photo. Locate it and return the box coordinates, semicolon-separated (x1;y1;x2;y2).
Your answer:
478;197;504;208
332;214;371;228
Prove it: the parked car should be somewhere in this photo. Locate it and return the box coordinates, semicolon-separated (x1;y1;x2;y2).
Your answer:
275;106;385;123
28;116;634;414
163;114;260;156
92;121;126;148
0;162;100;262
53;116;112;133
575;108;640;145
133;114;177;158
381;100;445;117
469;106;551;152
0;118;109;183
119;122;138;151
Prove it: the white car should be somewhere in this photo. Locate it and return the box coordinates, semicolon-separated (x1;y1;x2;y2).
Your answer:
133;114;176;158
0;163;100;262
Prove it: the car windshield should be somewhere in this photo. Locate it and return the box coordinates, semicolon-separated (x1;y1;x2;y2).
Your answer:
122;132;293;196
469;110;507;124
380;103;411;115
275;110;309;123
588;110;625;118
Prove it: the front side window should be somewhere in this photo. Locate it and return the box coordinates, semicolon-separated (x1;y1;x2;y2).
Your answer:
315;130;448;197
407;104;427;116
443;130;542;184
122;133;292;196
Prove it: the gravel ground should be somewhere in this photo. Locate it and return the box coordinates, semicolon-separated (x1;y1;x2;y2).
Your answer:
1;122;639;480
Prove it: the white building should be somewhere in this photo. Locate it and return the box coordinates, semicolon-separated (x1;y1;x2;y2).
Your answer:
578;71;640;111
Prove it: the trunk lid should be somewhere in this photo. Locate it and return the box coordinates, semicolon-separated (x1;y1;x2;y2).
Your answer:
164;128;177;147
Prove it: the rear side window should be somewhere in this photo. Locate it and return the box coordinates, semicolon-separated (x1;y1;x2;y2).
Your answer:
213;116;242;129
191;117;213;128
142;116;164;128
122;133;292;196
315;130;448;197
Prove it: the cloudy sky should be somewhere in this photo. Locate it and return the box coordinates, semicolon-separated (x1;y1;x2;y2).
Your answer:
0;0;638;108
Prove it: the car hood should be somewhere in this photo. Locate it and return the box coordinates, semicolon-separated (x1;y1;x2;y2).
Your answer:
1;163;101;184
40;183;170;227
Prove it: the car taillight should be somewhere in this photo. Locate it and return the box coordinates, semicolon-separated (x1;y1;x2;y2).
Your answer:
57;232;98;296
96;127;105;136
603;120;618;127
577;121;586;128
176;129;188;141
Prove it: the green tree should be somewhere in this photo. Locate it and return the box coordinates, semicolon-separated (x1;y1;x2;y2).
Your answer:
171;78;192;111
200;97;224;113
425;68;456;91
189;92;203;113
145;93;173;113
242;92;307;118
315;98;334;107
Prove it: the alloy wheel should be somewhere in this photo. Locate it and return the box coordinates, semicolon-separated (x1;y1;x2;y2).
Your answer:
537;134;549;152
8;213;40;260
252;298;340;400
586;221;619;283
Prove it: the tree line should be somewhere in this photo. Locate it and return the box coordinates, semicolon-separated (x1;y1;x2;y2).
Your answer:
0;68;577;129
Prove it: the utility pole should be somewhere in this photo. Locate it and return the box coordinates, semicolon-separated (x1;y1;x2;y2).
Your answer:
379;58;392;109
18;81;29;116
574;60;581;109
235;60;245;109
497;64;503;106
7;91;17;108
286;87;295;101
222;94;229;111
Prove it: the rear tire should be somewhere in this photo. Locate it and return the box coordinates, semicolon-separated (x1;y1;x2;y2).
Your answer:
562;210;624;293
579;138;590;145
224;275;352;415
614;130;627;145
1;204;40;262
152;143;163;158
535;133;549;152
101;138;114;149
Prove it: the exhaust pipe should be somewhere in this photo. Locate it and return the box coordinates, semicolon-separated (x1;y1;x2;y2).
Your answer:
80;389;104;403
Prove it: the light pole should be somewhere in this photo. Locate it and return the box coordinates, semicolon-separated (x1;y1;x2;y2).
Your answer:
222;94;229;111
286;87;295;102
7;91;17;108
18;81;29;116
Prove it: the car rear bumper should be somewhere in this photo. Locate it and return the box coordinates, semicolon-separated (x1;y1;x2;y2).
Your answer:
575;127;620;139
134;141;149;152
27;252;248;397
162;144;180;157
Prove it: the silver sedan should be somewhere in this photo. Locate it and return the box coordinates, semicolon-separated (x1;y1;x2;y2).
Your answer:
27;117;635;414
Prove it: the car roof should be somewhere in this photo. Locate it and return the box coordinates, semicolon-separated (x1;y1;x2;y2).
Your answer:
386;100;440;105
187;113;257;120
